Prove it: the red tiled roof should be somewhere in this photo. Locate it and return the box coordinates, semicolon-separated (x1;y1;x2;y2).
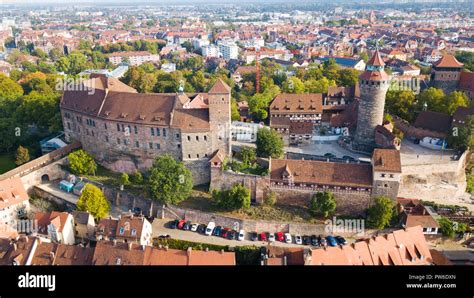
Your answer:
0;177;29;210
270;93;323;114
372;149;402;173
368;49;385;67
433;55;463;68
208;79;231;94
459;71;474;92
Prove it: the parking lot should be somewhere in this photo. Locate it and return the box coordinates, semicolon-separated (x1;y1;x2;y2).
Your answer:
152;218;351;249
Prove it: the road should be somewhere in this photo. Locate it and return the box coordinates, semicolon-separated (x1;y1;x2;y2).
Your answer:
152;218;316;249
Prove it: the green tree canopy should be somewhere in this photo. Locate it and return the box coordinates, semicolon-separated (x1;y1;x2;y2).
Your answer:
444;91;468;115
282;77;305;94
148;154;193;205
77;183;110;220
367;196;395;229
120;173;130;186
304;77;336;93
336;68;359;87
310;191;337;218
240;146;256;166
68;149;97;175
0;74;24;101
212;184;251;210
256;128;284;158
385;90;416;122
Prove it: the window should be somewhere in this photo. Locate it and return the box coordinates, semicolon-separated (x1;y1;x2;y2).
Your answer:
196;136;199;141
151;127;155;136
381;174;386;178
117;123;121;131
135;141;139;148
156;128;161;136
188;154;191;158
389;174;394;178
134;126;138;134
67;122;71;130
104;123;107;130
86;129;89;136
163;128;167;137
197;154;199;158
91;131;95;137
131;229;137;236
204;135;207;141
176;133;180;139
119;227;125;235
117;138;121;144
121;124;125;132
149;142;153;149
105;136;109;142
177;144;181;148
156;143;160;150
187;136;191;141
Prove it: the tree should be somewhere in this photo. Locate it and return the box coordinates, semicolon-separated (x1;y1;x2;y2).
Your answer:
385;90;416;122
304;77;336;93
131;170;144;184
322;59;340;81
120;173;130;187
438;217;455;238
265;191;277;206
148;154;193;205
231;99;241;121
0;74;24;101
14;145;30;166
444;91;468;115
212;184;251;210
359;52;369;63
417;87;445;113
282;77;305;94
77;183;110;220
448;115;473;151
68;149;97;175
309;191;337;218
240;146;256;166
256;128;284;158
367;196;395;229
337;68;359;87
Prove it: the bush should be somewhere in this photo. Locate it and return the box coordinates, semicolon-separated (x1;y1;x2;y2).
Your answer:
120;173;130;186
212;184;251;210
264;191;277;206
256;128;284;158
131;170;144;184
367;196;395;229
68;149;97;175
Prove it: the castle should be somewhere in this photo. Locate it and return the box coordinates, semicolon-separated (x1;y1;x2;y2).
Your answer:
430;54;474;100
60;75;232;185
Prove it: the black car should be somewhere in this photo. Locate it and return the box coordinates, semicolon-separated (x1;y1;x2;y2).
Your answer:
302;235;311;245
157;234;171;239
335;236;348;245
310;235;319;246
324;153;336;159
250;232;258;241
183;221;191;230
213;226;222;237
342;155;355;161
260;246;267;257
318;235;327;247
169;219;179;229
227;230;237;240
132;207;142;216
197;224;206;234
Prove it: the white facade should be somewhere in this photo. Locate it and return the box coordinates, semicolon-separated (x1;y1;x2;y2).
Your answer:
201;44;219;58
0;201;30;226
108;52;160;66
47;213;75;245
218;41;239;61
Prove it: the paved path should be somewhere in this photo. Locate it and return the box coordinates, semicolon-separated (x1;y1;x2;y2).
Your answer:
152;218;314;249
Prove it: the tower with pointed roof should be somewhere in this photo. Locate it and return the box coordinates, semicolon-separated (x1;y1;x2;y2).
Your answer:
353;49;390;153
208;79;232;155
431;54;464;94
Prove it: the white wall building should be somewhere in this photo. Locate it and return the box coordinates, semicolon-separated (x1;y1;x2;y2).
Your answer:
0;178;30;227
107;51;160;66
217;41;239;61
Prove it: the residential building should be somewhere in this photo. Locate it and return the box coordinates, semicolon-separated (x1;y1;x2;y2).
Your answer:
397;198;440;235
217;40;239;61
0;177;30;227
96;214;152;246
34;211;75;245
107;51;160;66
72;211;96;241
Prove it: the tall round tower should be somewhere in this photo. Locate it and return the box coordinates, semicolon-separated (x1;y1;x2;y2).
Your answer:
353;49;390;153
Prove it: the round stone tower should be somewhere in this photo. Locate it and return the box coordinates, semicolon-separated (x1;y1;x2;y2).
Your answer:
353;49;390;153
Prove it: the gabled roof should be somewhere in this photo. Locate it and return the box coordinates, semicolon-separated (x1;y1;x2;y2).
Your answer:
270;93;323;114
0;177;29;210
413;111;452;133
372;149;402;173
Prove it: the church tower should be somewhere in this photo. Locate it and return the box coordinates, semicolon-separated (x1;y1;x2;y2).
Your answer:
208;79;232;155
353;49;390;153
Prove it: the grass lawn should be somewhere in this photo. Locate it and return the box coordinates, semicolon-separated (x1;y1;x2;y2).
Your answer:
0;152;16;174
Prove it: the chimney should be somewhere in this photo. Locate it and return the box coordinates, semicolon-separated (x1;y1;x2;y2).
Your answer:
128;242;133;251
113;239;117;246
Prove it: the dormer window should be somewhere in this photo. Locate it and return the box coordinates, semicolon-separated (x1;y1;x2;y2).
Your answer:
119;227;125;235
131;229;137;236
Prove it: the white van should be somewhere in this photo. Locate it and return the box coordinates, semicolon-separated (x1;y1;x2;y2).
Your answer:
205;221;215;236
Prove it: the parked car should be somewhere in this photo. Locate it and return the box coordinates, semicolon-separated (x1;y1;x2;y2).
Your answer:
268;233;276;242
222;228;232;239
250;232;258;241
259;232;267;241
183;221;191;230
276;232;284;242
157;234;170;239
169;220;179;229
205;222;215;236
310;235;319;246
227;230;237;240
335;236;348;245
238;230;245;241
326;235;338;247
177;220;186;229
295;234;302;245
284;233;292;244
324;153;336;159
213;226;222;236
260;246;267;257
197;224;206;234
318;235;327;247
190;223;198;232
302;235;311;245
342;155;355;161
